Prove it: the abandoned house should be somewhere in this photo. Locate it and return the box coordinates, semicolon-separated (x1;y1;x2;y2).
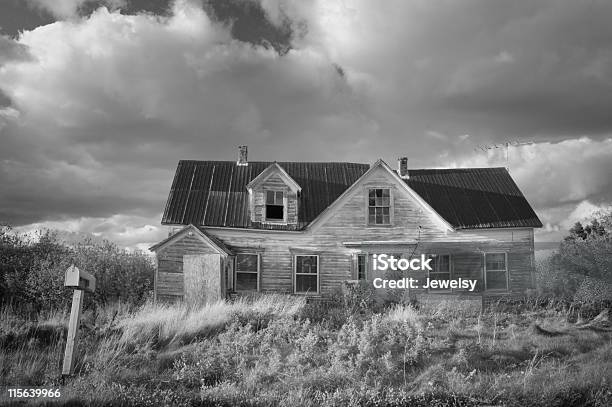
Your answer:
149;146;542;305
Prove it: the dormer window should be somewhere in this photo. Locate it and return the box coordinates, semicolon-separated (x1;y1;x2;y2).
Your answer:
368;188;391;225
265;190;284;221
247;163;300;225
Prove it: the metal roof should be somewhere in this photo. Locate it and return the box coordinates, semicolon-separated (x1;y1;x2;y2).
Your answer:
161;160;542;230
162;161;369;230
405;168;542;229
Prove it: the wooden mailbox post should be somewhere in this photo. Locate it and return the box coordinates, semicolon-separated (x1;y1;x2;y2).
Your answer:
62;265;96;376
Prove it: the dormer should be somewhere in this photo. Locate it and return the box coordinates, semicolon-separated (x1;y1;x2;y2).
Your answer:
247;163;301;225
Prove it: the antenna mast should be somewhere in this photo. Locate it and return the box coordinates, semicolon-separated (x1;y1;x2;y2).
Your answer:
474;140;534;171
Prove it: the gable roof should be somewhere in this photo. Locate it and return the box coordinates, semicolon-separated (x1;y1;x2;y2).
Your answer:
161;160;542;230
246;162;301;193
149;224;233;254
307;159;455;232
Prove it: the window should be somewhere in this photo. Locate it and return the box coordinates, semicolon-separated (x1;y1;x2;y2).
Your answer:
485;253;507;290
265;190;284;221
235;254;259;291
368;188;390;225
295;255;318;293
225;258;232;291
428;254;451;291
357;254;367;280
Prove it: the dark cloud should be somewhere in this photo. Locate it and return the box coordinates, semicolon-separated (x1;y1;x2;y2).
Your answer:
427;0;612;137
0;0;611;248
0;90;11;107
114;0;172;16
78;0;174;17
205;0;293;54
0;0;54;37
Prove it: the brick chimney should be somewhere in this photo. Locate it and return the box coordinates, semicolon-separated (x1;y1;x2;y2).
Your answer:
237;145;248;166
398;157;409;179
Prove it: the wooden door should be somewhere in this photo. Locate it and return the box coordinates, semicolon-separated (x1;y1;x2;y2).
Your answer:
183;254;223;306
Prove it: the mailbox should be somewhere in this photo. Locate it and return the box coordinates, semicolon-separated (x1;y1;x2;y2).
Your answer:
64;265;96;293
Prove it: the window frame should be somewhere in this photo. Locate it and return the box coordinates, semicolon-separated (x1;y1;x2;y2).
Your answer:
427;253;452;293
293;254;319;294
367;187;392;226
357;253;368;281
264;189;286;222
484;252;509;291
234;253;260;292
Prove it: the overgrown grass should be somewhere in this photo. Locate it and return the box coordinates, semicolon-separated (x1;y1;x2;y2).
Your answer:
1;296;611;406
115;294;306;349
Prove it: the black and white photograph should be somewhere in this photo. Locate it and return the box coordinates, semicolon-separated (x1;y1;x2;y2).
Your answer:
1;0;611;406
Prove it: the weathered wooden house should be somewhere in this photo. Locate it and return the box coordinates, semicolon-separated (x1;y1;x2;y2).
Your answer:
150;146;542;304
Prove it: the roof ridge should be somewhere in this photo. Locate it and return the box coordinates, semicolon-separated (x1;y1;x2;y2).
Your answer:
178;159;370;165
177;161;508;171
408;167;507;171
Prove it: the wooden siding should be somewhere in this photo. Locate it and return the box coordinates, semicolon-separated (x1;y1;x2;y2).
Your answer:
155;233;224;300
157;272;183;297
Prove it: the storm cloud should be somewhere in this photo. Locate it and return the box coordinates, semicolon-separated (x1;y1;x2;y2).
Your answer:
1;0;611;248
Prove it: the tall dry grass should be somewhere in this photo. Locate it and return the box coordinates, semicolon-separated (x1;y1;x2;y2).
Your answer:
115;294;306;349
1;294;611;406
0;304;67;387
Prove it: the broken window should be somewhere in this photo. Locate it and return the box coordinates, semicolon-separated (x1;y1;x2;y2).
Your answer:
265;190;284;220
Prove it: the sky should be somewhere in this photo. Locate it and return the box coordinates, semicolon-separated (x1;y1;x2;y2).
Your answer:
1;0;611;251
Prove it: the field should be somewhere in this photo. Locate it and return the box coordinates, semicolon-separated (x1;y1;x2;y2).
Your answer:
1;295;611;406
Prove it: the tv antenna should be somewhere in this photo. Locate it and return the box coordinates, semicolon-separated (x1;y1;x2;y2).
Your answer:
474;140;534;171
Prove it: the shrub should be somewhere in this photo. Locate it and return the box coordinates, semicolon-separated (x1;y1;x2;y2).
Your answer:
299;296;348;328
535;252;583;299
0;226;154;310
341;280;377;314
329;314;427;384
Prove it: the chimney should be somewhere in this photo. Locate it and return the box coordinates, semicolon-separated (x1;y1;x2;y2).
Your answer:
398;156;409;179
237;145;248;166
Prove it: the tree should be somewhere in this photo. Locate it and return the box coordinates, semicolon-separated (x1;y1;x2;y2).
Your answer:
558;210;612;282
566;216;609;242
567;222;587;240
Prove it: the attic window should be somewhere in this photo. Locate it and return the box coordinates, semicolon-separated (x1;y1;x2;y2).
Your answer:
265;190;284;221
368;188;391;225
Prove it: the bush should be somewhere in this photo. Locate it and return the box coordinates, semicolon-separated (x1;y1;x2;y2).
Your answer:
341;280;377;313
535;252;583;299
329;314;427;384
0;226;154;311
